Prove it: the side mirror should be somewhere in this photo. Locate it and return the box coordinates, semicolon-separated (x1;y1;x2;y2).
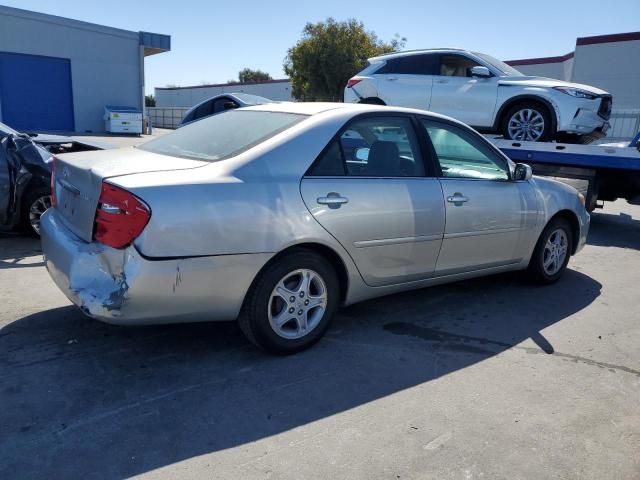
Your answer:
470;66;491;78
514;163;533;181
355;148;370;162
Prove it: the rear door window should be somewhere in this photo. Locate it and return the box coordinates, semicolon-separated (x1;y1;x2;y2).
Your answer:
308;116;426;177
377;54;438;75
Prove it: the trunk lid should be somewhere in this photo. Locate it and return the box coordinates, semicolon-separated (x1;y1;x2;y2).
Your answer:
53;147;206;242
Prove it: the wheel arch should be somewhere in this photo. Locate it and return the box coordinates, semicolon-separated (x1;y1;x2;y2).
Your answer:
249;242;350;303
494;94;558;134
358;97;386;105
547;209;581;255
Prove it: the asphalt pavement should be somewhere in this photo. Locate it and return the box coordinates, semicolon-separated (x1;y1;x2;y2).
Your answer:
0;201;638;480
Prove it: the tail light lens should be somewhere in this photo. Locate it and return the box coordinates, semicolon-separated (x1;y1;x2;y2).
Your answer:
347;77;363;88
50;158;57;207
93;182;150;249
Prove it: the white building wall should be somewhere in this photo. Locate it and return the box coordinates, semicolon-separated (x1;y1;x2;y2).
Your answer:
514;62;568;80
155;81;293;107
562;57;574;82
571;40;640;110
0;6;142;132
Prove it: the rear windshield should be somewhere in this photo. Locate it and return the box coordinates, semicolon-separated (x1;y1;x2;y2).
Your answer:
139;110;306;162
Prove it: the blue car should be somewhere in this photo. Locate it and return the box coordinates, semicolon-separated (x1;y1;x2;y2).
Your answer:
179;93;272;127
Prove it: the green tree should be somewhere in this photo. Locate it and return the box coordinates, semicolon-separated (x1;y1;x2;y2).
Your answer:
144;94;156;107
237;68;273;83
284;18;405;101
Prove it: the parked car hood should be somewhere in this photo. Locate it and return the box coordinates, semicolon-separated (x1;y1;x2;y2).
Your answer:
498;76;609;95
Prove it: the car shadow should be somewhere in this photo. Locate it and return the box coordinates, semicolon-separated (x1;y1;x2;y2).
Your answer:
0;234;44;269
1;268;601;479
588;209;640;250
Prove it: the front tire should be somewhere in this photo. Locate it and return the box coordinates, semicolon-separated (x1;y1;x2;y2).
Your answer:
22;187;52;237
238;250;340;354
528;217;573;284
502;102;552;142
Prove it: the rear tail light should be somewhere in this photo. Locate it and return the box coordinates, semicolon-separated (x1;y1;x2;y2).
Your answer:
93;182;150;249
347;77;363;88
50;158;57;207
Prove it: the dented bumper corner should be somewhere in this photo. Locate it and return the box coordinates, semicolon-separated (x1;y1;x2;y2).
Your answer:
40;209;272;325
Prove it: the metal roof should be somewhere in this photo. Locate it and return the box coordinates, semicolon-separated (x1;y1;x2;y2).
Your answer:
0;5;170;56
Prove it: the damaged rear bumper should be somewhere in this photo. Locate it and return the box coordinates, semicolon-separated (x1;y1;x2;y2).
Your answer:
40;209;272;325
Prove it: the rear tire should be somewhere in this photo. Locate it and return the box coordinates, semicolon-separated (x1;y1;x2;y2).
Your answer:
238;249;340;354
502;102;552;142
358;97;386;105
528;217;573;284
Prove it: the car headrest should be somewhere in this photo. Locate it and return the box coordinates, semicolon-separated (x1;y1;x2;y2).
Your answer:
366;141;400;176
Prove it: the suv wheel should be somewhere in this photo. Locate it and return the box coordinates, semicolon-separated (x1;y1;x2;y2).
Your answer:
358;97;386;105
238;250;340;354
502;102;552;142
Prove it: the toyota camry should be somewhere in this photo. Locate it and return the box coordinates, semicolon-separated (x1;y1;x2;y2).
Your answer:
41;102;589;354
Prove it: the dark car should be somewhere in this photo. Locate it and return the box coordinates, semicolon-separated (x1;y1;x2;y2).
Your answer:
0;121;108;154
179;93;272;127
0;121;105;236
0;133;52;235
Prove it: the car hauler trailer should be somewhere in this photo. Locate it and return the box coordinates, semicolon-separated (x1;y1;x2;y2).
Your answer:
487;132;640;212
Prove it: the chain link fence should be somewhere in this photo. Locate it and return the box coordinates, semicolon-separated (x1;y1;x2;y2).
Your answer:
147;107;189;129
606;109;640;143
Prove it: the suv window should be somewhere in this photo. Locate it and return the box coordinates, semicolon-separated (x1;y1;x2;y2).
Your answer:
309;116;425;177
439;54;481;77
421;120;509;180
376;54;437;75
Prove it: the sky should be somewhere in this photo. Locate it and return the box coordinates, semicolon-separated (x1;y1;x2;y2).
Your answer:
4;0;640;94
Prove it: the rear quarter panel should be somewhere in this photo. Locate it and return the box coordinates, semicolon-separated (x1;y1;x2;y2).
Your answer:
110;111;354;259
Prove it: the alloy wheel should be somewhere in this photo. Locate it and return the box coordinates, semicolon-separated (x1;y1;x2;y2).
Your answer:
542;229;568;276
507;109;545;142
29;195;52;235
268;268;328;340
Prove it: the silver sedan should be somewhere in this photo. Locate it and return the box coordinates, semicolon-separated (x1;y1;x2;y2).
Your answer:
41;103;589;354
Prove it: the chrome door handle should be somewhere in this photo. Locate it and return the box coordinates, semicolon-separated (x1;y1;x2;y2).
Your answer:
436;79;449;84
387;77;398;81
317;192;349;209
447;193;469;204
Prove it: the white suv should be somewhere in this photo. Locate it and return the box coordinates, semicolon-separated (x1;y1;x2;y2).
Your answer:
344;49;612;143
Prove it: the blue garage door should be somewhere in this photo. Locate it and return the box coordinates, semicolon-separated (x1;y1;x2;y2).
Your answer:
0;52;74;132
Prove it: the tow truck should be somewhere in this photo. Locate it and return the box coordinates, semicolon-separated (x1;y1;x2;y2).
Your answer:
486;131;640;211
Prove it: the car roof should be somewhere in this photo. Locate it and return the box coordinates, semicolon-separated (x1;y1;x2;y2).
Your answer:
369;48;469;62
243;102;468;125
242;102;349;115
